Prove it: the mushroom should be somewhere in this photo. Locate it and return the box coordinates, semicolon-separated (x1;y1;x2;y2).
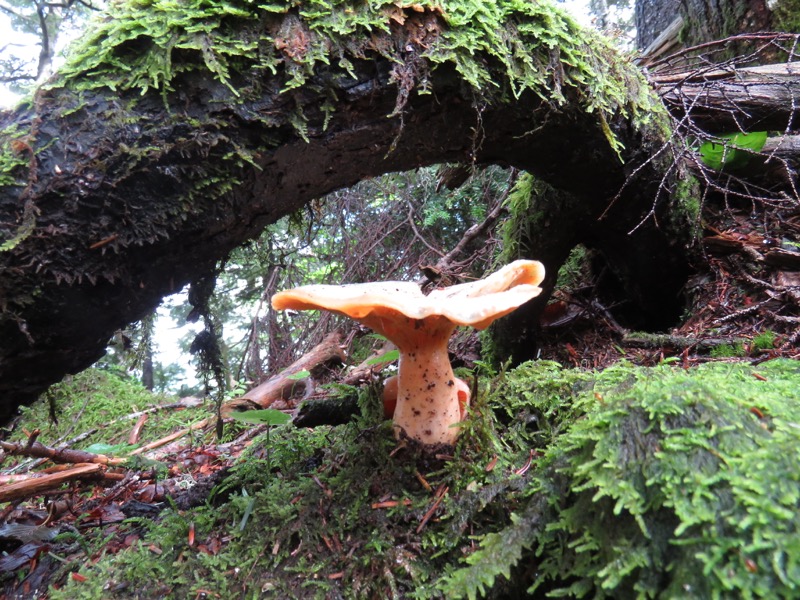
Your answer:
271;260;545;447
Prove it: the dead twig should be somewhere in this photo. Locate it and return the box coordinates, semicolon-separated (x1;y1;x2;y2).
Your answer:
0;439;126;466
0;463;107;503
416;484;448;533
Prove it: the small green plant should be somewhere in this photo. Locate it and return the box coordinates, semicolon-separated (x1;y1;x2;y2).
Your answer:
751;330;776;351
227;409;291;427
710;342;746;358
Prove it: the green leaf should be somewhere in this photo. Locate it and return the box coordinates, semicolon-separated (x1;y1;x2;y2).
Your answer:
228;408;292;426
365;349;400;366
286;369;311;381
698;131;767;171
84;442;135;455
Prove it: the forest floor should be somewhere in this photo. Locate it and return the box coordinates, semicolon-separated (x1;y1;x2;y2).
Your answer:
0;196;798;599
535;199;800;370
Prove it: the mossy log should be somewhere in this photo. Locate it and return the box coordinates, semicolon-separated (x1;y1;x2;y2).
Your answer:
0;0;756;420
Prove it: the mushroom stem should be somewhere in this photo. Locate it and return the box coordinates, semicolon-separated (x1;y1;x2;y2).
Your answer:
392;335;467;446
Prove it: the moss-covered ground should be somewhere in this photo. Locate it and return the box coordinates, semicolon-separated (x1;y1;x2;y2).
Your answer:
13;358;796;599
5;369;210;454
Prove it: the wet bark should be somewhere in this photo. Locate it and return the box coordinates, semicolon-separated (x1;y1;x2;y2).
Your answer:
655;62;800;132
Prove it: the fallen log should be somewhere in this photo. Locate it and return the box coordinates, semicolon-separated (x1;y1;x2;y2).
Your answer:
655;58;800;131
221;331;346;417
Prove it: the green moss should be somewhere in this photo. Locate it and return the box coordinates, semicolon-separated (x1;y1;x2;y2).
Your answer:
555;244;592;290
496;172;580;263
0;126;37;252
672;173;702;228
445;359;800;599
47;359;800;599
751;330;776;351
1;0;674;275
710;342;746;358
0;126;29;188
6;368;209;455
48;0;664;147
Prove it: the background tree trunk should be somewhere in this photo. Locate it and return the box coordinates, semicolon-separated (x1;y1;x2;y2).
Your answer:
637;0;773;59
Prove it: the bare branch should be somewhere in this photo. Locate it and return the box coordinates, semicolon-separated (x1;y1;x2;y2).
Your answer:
434;170;517;272
406;203;444;257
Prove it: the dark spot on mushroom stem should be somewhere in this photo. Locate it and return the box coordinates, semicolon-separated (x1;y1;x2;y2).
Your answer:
426;382;436;389
424;429;432;436
447;380;455;387
413;409;421;416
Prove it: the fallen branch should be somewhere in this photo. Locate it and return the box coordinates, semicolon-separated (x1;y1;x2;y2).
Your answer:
705;235;800;270
129;418;210;456
657;59;800;131
0;439;126;466
0;463;106;503
622;333;748;351
223;331;346;416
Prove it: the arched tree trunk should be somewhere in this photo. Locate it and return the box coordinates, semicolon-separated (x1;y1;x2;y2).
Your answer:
4;0;792;421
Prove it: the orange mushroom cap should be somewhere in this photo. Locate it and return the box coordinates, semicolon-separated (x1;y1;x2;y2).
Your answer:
271;259;545;332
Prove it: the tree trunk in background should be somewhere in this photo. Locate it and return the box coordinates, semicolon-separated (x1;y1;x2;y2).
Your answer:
636;0;681;51
636;0;772;54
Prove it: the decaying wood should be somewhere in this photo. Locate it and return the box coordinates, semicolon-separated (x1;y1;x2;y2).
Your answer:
222;331;345;416
293;395;361;428
0;5;697;423
293;340;397;428
0;439;125;466
704;235;800;270
0;463;105;503
622;333;748;351
655;54;800;131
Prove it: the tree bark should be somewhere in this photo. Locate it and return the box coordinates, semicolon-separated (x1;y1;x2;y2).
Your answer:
636;0;772;53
